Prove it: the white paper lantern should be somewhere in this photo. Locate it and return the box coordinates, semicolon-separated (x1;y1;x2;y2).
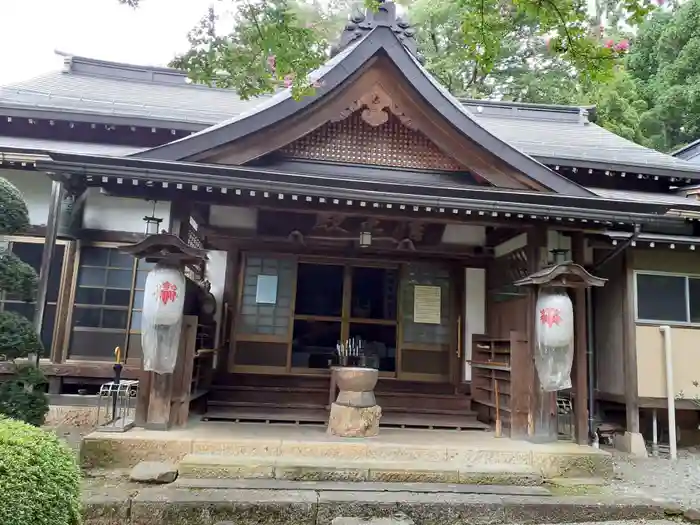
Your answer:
141;264;186;374
536;289;574;348
142;266;186;325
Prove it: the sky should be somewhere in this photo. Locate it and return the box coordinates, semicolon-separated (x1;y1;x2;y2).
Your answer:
0;0;215;85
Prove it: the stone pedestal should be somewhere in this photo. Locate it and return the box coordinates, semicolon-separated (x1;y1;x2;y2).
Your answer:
328;403;382;437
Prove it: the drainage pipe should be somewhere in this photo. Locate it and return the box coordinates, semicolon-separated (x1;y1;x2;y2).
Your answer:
651;408;659;457
659;325;677;460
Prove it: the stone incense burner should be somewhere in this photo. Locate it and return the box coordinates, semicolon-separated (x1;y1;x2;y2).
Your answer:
327;366;382;437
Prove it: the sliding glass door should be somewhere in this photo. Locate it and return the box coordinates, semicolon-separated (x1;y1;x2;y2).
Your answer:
232;253;454;382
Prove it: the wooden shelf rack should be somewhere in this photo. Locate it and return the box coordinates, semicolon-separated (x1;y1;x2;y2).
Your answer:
469;331;527;432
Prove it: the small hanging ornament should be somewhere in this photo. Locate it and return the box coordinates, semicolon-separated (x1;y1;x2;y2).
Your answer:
535;287;574;392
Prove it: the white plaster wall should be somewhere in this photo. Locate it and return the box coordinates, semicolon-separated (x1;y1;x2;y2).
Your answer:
441;224;486;245
82;189;172;233
1;169;53;226
494;232;526;258
464;267;486;381
209;205;257;230
205;250;228;354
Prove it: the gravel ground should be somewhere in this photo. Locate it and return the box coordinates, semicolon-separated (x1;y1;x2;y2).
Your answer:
608;447;700;508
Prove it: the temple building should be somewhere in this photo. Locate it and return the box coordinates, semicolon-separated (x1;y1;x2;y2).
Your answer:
2;4;700;449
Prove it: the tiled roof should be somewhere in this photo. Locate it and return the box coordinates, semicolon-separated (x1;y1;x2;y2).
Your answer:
0;54;697;177
589;187;700;209
0;135;143;156
466;101;698;176
0;55;253;126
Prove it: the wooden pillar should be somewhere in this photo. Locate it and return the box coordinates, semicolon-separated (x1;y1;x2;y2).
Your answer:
621;250;640;433
137;315;198;430
572;232;589;444
509;227;552;439
169;199;192;239
528;227;558;442
33;180;63;364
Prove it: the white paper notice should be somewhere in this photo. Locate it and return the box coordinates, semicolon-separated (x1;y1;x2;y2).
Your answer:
255;275;278;304
413;285;441;324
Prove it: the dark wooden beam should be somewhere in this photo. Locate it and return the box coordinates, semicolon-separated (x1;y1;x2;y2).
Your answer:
572;231;589;445
526;226;556;441
0;361;140;379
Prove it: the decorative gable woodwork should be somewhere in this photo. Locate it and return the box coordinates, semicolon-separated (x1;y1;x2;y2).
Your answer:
275;83;467;172
277;110;466;172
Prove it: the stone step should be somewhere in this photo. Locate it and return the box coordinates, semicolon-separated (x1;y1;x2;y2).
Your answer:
178;454;544;485
171;477;552;496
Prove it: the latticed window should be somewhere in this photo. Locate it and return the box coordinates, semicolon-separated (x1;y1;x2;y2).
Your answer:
70;246;151;361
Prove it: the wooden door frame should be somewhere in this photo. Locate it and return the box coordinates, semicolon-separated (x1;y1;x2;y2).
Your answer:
231;251;459;384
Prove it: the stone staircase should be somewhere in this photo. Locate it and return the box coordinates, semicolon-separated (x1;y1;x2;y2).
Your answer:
177;454;544;486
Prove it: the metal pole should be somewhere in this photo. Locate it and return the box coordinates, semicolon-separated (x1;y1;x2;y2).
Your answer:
652;408;659;457
660;325;677;460
586;287;596;439
33;180;63;366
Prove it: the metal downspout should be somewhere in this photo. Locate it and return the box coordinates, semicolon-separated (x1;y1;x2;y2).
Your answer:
587;224;641;437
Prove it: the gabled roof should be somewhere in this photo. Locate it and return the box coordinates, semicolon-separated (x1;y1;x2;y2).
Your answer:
465;101;700;178
1;52;697;178
0;54;259;130
134;19;592;198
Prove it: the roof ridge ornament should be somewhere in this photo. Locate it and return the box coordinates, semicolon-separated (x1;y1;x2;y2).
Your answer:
330;1;425;63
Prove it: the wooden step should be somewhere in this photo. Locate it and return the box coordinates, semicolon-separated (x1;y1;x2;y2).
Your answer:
208;388;328;407
208;400;477;417
203;404;489;430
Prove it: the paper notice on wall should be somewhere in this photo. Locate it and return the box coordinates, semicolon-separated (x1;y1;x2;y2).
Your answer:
413;285;441;324
256;274;278;304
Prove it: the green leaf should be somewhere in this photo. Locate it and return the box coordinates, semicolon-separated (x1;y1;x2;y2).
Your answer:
0;178;30;235
0;417;81;525
0;311;44;362
0;249;38;299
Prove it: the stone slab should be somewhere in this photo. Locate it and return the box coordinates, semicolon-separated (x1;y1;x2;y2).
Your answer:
172;478;552;496
316;491;666;525
83;492;131;525
179;455;275;480
458;464;542;485
130;488;317;525
82;486;668;525
178;454;544;485
79;423;613;480
368;463;459;484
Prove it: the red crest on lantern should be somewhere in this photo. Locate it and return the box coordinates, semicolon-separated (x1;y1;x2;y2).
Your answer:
158;281;178;305
540;307;562;328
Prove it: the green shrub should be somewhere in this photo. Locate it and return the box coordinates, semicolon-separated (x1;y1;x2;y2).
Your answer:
0;175;47;425
0;365;49;426
0;417;81;525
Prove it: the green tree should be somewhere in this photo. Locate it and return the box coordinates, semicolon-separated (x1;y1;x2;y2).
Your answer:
587;69;650;145
0;178;48;426
627;0;700;151
121;0;653;100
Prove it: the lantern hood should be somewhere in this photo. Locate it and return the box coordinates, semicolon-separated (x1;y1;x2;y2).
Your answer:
513;261;607;289
120;233;208;265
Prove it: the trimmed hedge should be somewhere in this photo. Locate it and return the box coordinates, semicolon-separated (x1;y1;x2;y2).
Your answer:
0;417;82;525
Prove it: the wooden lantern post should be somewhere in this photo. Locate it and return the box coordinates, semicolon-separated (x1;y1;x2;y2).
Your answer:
514;262;606;444
121;233;208;430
